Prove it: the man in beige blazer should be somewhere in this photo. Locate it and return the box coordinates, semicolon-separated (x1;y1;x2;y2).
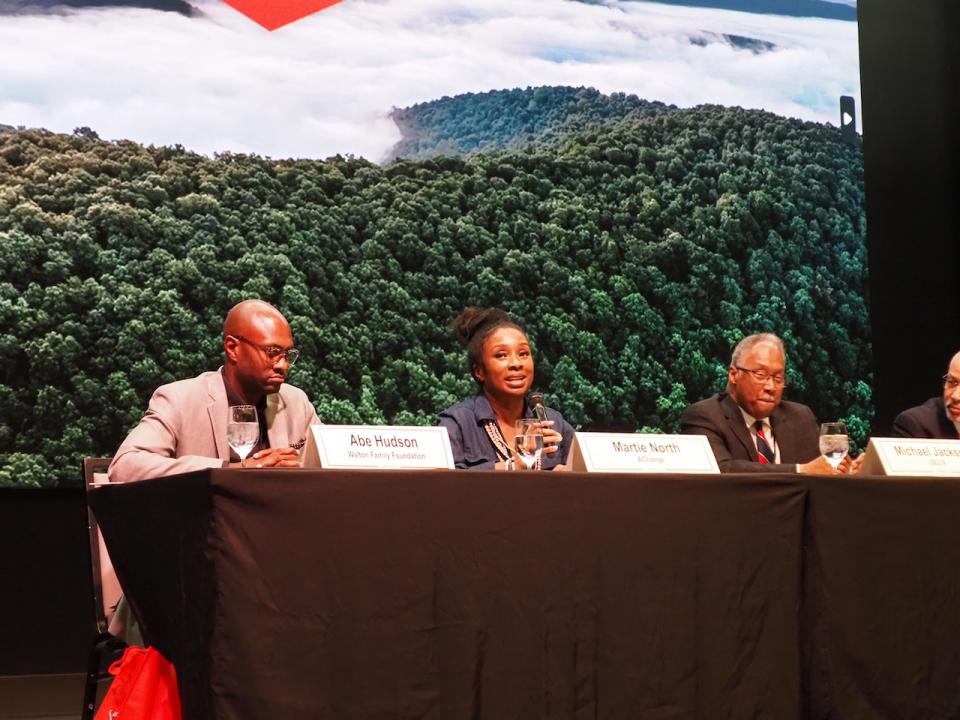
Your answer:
109;300;320;483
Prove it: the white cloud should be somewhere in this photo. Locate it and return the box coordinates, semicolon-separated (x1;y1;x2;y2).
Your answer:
0;0;862;160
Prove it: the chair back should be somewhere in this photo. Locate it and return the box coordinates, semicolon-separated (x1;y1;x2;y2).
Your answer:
83;458;121;635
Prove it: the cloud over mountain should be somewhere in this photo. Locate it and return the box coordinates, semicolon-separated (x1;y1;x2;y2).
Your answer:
0;0;861;160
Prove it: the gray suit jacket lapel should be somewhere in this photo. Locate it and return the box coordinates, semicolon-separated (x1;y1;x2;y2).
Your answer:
206;372;230;462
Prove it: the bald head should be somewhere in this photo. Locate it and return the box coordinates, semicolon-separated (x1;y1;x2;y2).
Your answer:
223;300;289;340
222;300;295;402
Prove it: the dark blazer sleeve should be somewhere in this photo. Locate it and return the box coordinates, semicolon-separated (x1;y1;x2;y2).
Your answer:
775;401;821;465
892;411;924;438
892;398;954;439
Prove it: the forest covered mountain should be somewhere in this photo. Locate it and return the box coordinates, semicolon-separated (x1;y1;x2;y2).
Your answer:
0;87;869;486
388;87;674;161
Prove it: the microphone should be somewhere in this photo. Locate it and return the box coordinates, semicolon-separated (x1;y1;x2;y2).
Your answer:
527;391;549;423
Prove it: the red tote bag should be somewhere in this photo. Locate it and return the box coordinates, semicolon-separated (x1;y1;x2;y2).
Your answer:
95;646;182;720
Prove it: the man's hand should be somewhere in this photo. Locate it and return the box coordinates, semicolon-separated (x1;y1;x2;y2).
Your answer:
849;453;864;474
230;447;300;468
798;454;854;475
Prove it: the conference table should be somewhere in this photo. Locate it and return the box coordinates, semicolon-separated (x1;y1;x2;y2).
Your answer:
89;469;960;720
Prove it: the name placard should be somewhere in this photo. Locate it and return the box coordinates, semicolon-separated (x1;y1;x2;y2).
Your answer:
301;425;455;470
860;437;960;476
569;432;719;474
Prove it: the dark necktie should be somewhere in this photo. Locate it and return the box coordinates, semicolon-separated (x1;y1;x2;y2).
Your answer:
755;420;775;464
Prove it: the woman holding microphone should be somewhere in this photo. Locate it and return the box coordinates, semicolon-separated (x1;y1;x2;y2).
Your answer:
437;307;574;470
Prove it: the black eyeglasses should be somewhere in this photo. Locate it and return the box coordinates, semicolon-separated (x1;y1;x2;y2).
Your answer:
943;374;960;391
231;335;301;366
735;366;787;386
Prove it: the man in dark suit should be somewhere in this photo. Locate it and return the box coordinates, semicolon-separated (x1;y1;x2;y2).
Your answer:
892;351;960;439
681;333;847;473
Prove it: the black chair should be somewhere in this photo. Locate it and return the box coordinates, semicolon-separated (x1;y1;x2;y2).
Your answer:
82;457;126;720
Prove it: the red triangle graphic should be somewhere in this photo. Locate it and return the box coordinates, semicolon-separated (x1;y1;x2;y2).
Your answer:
222;0;345;31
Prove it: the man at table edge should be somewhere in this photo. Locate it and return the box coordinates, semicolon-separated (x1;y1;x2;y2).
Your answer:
892;350;960;439
108;299;320;483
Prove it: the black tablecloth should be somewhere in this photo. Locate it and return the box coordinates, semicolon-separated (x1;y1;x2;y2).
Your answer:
803;475;960;719
89;470;960;720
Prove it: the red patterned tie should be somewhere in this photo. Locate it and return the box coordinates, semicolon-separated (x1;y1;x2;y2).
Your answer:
755;420;775;464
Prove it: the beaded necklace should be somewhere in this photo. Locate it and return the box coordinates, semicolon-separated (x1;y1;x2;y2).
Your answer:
481;418;542;470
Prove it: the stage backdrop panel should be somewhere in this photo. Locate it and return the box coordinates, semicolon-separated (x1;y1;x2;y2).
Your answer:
0;0;868;488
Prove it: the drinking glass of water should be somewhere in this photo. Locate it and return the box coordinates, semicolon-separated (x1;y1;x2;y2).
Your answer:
514;419;544;471
819;422;849;471
227;405;259;467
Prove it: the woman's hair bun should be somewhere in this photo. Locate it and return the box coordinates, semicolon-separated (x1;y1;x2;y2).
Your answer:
451;306;515;347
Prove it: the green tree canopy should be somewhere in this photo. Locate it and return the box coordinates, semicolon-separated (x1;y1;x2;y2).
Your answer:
0;87;870;486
